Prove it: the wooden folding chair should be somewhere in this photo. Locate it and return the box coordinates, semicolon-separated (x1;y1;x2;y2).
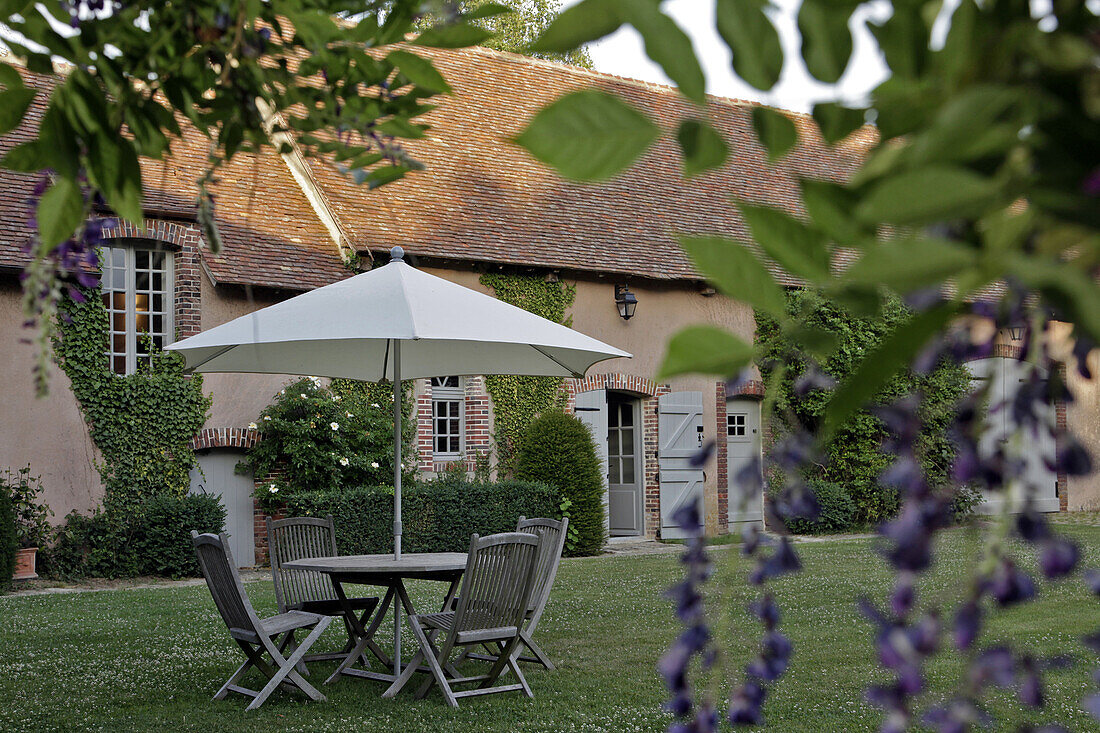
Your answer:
382;531;544;707
191;531;333;710
267;516;383;666
460;516;568;670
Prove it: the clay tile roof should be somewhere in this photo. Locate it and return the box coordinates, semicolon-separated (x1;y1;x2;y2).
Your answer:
303;45;874;283
0;66;345;291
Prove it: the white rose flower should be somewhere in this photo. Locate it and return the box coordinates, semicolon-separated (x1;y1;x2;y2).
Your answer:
263;415;272;421
334;395;341;401
345;411;354;418
339;457;349;467
371;403;380;408
371;461;380;469
248;422;257;430
268;485;279;494
300;393;307;399
330;422;340;431
279;389;285;395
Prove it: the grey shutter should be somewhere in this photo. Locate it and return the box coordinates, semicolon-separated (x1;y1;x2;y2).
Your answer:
574;389;610;537
658;392;704;540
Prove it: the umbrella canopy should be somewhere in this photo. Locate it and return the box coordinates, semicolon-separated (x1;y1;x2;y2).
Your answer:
168;246;631;557
168;248;630;381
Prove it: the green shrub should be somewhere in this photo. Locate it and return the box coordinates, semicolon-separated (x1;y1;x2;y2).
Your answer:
281;479;560;554
0;491;15;592
1;466;52;549
513;410;604;556
756;290;971;526
782;480;857;535
44;495;225;579
244;377;414;503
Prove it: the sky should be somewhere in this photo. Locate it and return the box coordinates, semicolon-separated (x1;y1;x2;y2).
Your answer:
563;0;894;113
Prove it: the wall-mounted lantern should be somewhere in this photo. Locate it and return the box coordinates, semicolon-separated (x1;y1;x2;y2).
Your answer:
1006;324;1025;342
615;284;638;321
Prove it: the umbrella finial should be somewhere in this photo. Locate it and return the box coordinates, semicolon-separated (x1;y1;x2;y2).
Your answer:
389;246;405;263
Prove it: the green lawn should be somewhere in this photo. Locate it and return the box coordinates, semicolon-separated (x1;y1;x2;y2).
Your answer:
2;523;1098;732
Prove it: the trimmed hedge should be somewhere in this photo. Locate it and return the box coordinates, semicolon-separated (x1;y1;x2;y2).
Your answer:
281;479;560;555
783;480;857;535
0;490;15;592
45;494;226;579
513;410;605;556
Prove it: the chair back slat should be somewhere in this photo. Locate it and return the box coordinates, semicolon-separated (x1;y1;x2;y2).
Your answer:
515;516;568;620
453;532;541;636
192;531;259;634
267;516;339;611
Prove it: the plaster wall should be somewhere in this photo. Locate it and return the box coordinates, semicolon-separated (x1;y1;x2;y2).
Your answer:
0;277;101;520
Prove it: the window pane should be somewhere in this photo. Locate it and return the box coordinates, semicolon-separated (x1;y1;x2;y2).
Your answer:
449;437;460;453
620;429;634;455
620;403;633;427
622;457;635;484
436;419;447;433
609;459;621;484
112;355;126;373
449;418;459;434
436;437;447;453
112;333;126;352
135;250;149;269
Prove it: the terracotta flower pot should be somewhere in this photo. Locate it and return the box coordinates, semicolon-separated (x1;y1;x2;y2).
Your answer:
13;547;38;581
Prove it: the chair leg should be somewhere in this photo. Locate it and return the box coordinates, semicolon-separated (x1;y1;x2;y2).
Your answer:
507;652;534;698
381;649;425;699
478;635;524;692
407;617;459;708
247;619;332;711
519;630;555;670
279;630;308;676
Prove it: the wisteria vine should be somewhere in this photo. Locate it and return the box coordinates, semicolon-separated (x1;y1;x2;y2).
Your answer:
661;289;1100;731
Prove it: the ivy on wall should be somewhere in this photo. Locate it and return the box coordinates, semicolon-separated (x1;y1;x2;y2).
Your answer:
479;272;576;473
55;287;211;515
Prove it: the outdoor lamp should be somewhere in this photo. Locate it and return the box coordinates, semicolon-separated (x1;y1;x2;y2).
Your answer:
1006;324;1025;341
615;284;638;320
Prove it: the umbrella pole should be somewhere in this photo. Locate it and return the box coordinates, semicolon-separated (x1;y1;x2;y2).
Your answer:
393;338;402;674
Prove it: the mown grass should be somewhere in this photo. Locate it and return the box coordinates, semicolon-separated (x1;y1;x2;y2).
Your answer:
1;523;1097;732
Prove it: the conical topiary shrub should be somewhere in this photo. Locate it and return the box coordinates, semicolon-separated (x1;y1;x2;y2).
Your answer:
513;410;605;556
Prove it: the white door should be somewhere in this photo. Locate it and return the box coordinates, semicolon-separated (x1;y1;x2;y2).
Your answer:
659;392;705;540
574;389;610;536
726;398;764;527
607;397;643;536
967;358;1059;514
190;451;256;567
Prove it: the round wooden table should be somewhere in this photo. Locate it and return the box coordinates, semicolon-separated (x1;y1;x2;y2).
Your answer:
283;553;467;685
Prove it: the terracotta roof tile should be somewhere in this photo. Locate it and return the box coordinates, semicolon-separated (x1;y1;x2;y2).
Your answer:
0;67;345;290
303;45;873;283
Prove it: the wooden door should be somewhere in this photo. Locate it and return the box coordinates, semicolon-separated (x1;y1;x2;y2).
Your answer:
967;357;1059;513
726;398;764;526
189;451;255;567
607;396;642;536
659;392;705;540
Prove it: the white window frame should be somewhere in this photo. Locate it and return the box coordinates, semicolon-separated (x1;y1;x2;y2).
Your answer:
100;242;175;375
431;376;465;459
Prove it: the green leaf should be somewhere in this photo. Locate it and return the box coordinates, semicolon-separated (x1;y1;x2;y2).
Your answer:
811;102;865;145
824;303;957;435
715;0;783;91
855;166;1001;225
658;326;755;379
844;237;976;291
751;106;798;162
37;176;84;249
676;119;729;177
617;0;706;103
905;86;1022;165
387;50;452;94
1009;257;1100;344
678;235;786;317
0;62;24;89
737;203;831;282
513;90;659;181
799;178;865;247
869;2;930;80
414;22;494;49
0;87;36;135
530;0;623;53
798;0;854;83
1;141;48;172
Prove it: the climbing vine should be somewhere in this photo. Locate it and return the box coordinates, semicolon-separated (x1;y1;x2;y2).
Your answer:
54;285;210;516
479;272;576;473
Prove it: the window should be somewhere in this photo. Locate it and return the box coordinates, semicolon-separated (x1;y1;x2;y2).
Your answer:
727;413;747;437
431;376;464;457
101;243;173;375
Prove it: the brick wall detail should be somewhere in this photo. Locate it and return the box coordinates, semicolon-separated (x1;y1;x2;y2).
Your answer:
190;427;260;451
716;382;728;534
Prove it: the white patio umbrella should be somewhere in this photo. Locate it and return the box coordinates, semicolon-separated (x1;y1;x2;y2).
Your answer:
168;246;631;560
